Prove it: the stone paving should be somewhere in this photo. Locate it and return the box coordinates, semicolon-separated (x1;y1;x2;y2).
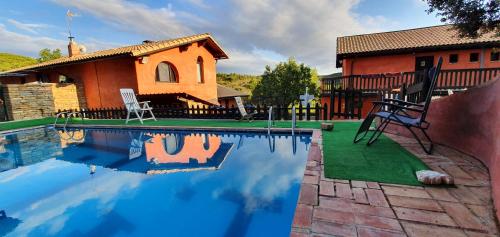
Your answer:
292;130;499;237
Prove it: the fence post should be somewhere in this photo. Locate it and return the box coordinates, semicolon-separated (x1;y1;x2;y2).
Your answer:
323;103;328;120
357;91;362;120
306;103;311;121
314;103;320;121
298;103;303;121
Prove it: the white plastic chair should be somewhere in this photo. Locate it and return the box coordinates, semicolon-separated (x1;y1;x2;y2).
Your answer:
235;96;257;121
120;88;156;124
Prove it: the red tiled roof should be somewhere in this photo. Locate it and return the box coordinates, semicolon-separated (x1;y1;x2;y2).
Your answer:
337;25;500;58
2;33;228;73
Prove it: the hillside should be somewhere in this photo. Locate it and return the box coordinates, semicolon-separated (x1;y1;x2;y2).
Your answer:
0;52;37;72
216;73;261;96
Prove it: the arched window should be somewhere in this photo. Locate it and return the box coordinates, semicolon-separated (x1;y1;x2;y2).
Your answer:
196;56;204;83
156;62;178;83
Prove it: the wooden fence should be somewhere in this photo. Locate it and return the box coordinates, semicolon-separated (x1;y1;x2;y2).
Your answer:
56;103;357;121
321;67;500;94
328;88;363;119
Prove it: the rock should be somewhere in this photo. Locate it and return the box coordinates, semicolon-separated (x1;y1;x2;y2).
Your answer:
416;170;454;185
321;123;334;131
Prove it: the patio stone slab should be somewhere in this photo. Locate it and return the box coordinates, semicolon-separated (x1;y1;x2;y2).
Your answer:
356;226;406;237
299;184;318;206
381;186;431;199
401;222;467;237
292;130;499;236
440;201;487;232
352;187;369;204
351;180;368;188
424;187;459;202
365;188;390;207
293;204;313;228
393;207;457;227
318;181;334;197
312;220;357;237
387;195;443;212
335;183;353;199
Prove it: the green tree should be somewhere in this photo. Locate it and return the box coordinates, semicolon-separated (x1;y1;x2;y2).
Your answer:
252;58;319;106
37;48;62;62
425;0;499;37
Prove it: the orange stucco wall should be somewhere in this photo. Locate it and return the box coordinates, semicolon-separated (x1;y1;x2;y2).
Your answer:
2;43;221;109
342;48;500;75
1;57;138;108
134;43;218;104
43;58;137;108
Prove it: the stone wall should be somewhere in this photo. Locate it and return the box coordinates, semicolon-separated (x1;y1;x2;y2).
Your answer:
51;83;84;111
2;83;86;120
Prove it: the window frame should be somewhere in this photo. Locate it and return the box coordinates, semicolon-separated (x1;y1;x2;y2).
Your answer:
196;56;204;83
449;54;459;64
491;52;500;62
155;61;179;83
469;53;479;63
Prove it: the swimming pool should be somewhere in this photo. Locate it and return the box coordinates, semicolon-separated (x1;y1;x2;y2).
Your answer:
0;127;312;236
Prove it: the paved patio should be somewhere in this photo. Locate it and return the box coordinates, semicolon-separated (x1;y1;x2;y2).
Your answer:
292;131;499;237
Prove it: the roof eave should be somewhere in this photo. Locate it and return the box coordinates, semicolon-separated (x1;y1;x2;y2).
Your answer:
337;41;500;59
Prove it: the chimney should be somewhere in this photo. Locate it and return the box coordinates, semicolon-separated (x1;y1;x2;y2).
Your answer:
68;37;80;57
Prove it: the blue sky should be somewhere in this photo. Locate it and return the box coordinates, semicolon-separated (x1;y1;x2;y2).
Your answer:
0;0;442;74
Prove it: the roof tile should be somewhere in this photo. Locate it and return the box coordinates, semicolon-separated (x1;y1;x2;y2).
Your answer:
2;33;228;73
337;25;499;57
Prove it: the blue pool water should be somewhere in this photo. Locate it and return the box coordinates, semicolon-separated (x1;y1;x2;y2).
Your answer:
0;127;311;237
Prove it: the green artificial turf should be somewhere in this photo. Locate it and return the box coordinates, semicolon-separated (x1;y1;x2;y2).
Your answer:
0;117;56;131
0;117;321;131
322;122;429;186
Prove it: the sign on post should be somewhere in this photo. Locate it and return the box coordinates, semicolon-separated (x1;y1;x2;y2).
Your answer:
299;87;314;119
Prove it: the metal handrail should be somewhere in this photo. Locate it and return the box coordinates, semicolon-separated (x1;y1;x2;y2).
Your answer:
292;106;296;136
54;111;84;129
267;106;273;136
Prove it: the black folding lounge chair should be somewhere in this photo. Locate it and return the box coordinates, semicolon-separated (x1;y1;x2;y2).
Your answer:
353;57;443;154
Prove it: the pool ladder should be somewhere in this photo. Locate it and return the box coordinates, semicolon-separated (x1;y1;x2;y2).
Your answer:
267;106;296;136
54;111;84;129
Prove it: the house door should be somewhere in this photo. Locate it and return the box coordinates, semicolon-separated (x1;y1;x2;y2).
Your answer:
415;56;434;71
415;56;434;83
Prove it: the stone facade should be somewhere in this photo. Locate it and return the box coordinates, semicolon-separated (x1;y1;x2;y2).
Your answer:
2;83;86;120
51;83;86;111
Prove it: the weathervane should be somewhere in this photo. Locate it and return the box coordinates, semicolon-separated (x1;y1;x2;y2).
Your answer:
66;10;75;39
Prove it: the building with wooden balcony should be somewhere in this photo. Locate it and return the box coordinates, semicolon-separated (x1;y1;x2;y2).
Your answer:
322;25;500;118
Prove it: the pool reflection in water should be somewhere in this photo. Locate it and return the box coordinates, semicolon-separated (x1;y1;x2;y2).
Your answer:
0;127;312;237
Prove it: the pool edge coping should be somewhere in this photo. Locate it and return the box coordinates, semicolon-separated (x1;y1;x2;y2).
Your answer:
1;124;320;135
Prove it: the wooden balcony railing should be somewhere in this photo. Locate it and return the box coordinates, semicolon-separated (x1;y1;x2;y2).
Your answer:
321;67;500;95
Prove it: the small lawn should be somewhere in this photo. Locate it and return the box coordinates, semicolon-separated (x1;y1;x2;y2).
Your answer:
322;122;429;186
1;118;427;185
0;117;55;131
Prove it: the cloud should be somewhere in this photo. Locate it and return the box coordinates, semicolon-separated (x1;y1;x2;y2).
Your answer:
7;19;51;34
204;0;393;74
217;48;282;74
0;24;124;57
52;0;193;39
185;0;210;9
2;0;398;74
49;0;395;74
0;24;66;56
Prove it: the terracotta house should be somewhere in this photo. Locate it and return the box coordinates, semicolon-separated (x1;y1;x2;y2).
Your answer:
0;33;229;109
321;25;500;118
336;25;500;75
